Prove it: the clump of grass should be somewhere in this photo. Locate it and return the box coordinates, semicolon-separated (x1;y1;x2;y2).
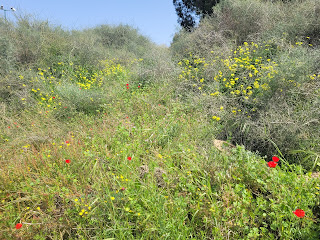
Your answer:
55;84;105;115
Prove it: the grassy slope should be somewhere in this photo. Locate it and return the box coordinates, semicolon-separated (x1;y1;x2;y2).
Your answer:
0;1;320;238
1;61;319;239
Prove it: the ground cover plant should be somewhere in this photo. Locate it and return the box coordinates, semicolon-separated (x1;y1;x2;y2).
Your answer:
1;0;320;239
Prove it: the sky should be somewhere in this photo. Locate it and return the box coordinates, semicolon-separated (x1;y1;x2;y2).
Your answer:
1;0;180;46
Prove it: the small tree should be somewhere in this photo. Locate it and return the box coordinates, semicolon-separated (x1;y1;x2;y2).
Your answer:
173;0;220;31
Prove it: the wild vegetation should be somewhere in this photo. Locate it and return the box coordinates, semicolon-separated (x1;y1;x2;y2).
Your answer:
1;0;320;239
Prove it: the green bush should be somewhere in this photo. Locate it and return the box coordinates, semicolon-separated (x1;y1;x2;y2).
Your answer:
55;84;106;115
0;36;16;75
171;0;320;58
174;39;320;170
0;15;156;74
213;0;320;45
170;19;234;60
171;0;320;170
92;24;152;58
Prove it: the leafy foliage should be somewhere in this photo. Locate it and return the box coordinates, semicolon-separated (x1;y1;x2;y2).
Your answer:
173;0;220;30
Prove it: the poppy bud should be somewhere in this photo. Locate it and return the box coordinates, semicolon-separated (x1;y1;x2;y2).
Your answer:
15;223;22;229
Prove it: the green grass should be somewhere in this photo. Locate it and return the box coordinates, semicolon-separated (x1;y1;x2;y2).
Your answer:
1;59;319;239
1;1;320;239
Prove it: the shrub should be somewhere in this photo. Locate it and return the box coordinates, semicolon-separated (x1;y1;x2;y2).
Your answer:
171;0;320;170
171;0;320;59
92;24;152;59
55;84;106;115
175;39;320;170
0;36;16;75
213;0;320;45
170;19;234;60
0;15;156;75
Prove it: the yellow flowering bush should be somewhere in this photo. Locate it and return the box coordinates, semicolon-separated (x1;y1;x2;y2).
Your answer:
213;42;278;101
18;59;139;114
177;41;294;119
176;39;319;170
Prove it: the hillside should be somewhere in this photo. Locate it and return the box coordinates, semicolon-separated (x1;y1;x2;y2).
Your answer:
1;1;320;239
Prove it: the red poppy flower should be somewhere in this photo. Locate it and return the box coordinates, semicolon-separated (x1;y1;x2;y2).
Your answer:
138;86;141;88
127;87;129;89
120;187;125;191
126;84;129;86
272;156;280;162
268;161;277;168
52;96;56;99
127;157;132;161
293;209;305;218
8;126;11;128
65;141;69;144
65;159;71;163
15;223;22;229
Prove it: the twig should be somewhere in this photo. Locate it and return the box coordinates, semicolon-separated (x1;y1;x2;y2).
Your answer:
270;121;295;124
